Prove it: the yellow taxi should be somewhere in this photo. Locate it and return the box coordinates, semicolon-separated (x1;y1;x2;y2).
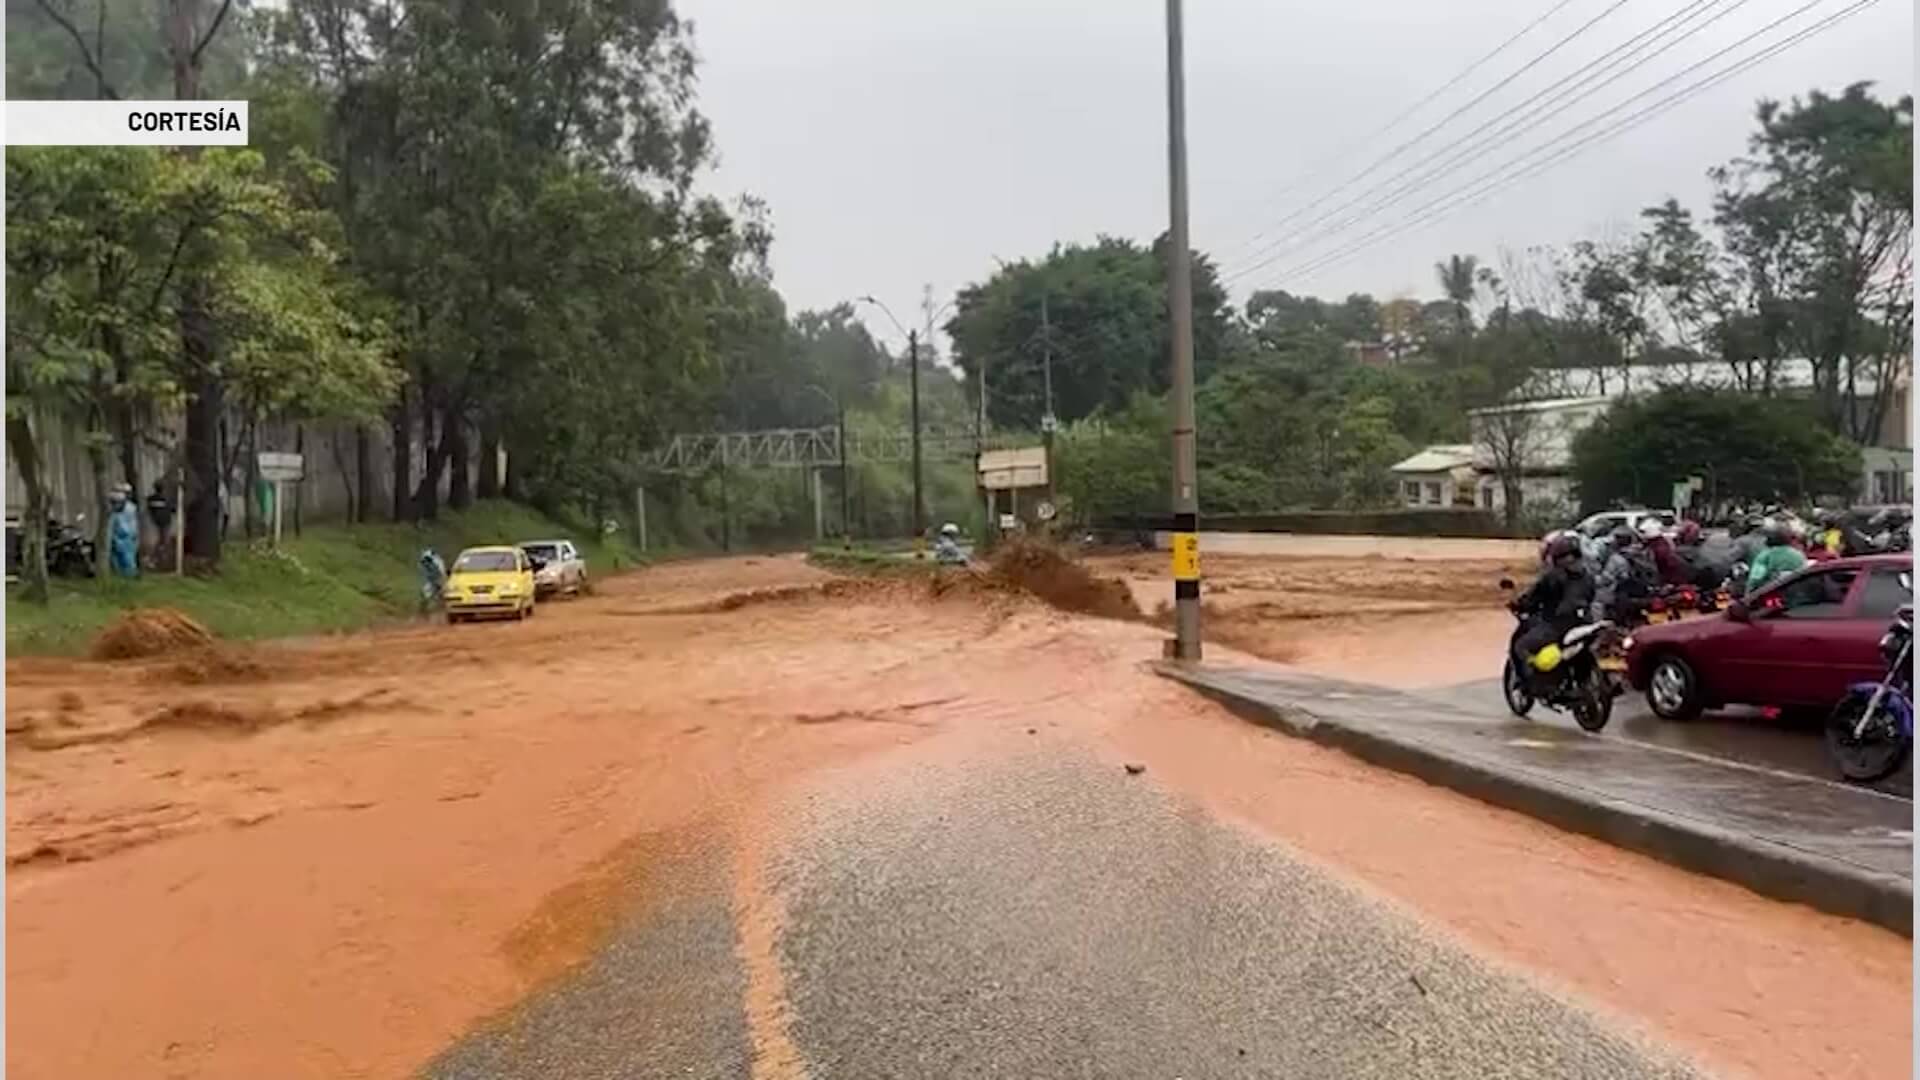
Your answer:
444;545;537;623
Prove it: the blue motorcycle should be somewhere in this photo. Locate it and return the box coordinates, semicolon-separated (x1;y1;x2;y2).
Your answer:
1824;572;1912;783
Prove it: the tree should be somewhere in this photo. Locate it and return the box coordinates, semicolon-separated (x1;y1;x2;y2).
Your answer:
1054;393;1167;526
1570;388;1863;510
7;145;398;588
1712;83;1913;442
1433;253;1480;339
945;236;1235;429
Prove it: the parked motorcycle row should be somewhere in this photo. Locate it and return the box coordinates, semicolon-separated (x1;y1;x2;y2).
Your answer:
3;514;98;580
1505;514;1913;784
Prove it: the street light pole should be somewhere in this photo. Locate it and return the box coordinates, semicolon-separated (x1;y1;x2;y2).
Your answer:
1165;0;1202;661
859;292;942;547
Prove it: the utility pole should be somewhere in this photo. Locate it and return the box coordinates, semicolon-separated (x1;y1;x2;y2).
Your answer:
1165;0;1202;661
838;399;851;541
1040;293;1058;529
909;329;924;543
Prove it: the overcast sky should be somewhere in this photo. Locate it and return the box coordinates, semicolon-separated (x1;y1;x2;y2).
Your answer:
680;0;1912;353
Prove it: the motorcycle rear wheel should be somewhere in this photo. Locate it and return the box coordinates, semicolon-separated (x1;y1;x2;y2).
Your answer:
1572;670;1614;733
1501;658;1535;718
1825;696;1911;783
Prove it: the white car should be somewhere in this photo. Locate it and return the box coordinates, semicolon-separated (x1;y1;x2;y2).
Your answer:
519;539;588;598
1569;508;1678;542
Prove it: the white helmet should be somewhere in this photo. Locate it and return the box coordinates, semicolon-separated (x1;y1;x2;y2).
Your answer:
1636;518;1663;541
940;522;960;537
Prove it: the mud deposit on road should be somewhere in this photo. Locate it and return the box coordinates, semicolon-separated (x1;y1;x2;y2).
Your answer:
1095;546;1533;685
7;551;1908;1080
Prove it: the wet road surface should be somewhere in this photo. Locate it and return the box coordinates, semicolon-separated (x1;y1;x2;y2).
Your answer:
1427;679;1915;799
428;738;1703;1079
12;553;1907;1080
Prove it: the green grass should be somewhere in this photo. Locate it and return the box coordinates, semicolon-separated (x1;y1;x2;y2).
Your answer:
6;499;641;656
806;543;939;577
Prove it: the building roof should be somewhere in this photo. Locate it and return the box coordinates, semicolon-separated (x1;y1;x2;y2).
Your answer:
1512;358;1907;402
1390;444;1476;473
1466;396;1612;417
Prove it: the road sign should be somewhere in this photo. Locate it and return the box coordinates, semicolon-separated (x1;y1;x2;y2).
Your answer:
257;451;304;482
979;446;1047;490
1036;501;1056;521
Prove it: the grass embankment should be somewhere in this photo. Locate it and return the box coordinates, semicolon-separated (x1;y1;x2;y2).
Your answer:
806;543;937;576
6;500;639;656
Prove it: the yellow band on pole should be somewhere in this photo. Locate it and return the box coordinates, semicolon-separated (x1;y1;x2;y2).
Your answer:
1171;532;1200;580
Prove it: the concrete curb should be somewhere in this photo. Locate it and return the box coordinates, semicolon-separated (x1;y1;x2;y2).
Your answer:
1158;664;1914;938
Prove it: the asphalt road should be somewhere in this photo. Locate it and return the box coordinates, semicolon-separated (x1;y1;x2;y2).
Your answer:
1425;679;1915;799
422;740;1704;1079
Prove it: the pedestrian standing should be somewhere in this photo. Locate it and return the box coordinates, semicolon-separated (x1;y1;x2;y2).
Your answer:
145;480;175;569
108;484;140;577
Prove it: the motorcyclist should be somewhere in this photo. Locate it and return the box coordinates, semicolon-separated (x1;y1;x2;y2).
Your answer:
1805;509;1843;562
1673;520;1723;590
1745;520;1808;594
1637;518;1688;587
1593;526;1648;623
1511;535;1596;690
1730;514;1768;566
933;522;967;565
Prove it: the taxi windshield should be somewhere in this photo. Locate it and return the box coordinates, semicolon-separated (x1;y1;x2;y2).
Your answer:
454;551;517;573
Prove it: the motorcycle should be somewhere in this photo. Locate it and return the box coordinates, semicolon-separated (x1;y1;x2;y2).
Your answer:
1499;578;1617;733
46;515;96;578
1823;574;1912;783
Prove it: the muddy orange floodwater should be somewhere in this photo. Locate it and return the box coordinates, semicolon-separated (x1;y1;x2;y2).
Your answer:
6;551;1908;1080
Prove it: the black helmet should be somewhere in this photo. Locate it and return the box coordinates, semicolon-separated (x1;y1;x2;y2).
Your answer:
1547;535;1583;562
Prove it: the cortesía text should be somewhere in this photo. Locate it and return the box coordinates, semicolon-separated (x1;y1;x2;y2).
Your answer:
127;108;243;133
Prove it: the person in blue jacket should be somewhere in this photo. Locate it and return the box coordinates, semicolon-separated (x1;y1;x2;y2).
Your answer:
108;483;140;577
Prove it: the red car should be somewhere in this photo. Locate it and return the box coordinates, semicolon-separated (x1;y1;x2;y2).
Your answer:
1624;554;1913;720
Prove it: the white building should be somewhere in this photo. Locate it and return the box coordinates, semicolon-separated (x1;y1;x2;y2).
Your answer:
1387;444;1475;508
1465;397;1612;514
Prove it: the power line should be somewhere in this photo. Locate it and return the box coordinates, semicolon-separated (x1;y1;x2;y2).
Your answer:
1223;0;1754;285
1205;0;1587;260
1217;0;1633;269
1261;0;1883;290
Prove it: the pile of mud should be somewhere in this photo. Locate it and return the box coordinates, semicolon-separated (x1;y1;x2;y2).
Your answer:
151;646;270;686
986;538;1144;622
89;608;215;661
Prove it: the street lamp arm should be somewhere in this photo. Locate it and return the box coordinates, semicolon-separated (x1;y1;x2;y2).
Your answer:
857;295;910;341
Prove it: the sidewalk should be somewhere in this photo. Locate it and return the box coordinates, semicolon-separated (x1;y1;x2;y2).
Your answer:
1157;662;1913;936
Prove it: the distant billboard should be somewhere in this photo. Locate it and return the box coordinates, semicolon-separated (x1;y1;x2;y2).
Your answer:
978;446;1047;491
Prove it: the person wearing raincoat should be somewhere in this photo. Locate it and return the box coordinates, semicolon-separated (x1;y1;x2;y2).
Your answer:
108;483;140;577
418;548;448;614
1745;521;1808;593
933;523;967;566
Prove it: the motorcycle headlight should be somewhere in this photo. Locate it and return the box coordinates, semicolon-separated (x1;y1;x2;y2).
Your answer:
1622;635;1635;653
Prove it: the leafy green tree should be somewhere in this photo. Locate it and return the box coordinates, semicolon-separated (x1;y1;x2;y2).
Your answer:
1570;388;1863;510
7;145;397;589
1433;253;1479;338
945;236;1235;428
1712;83;1912;441
1054;393;1168;526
